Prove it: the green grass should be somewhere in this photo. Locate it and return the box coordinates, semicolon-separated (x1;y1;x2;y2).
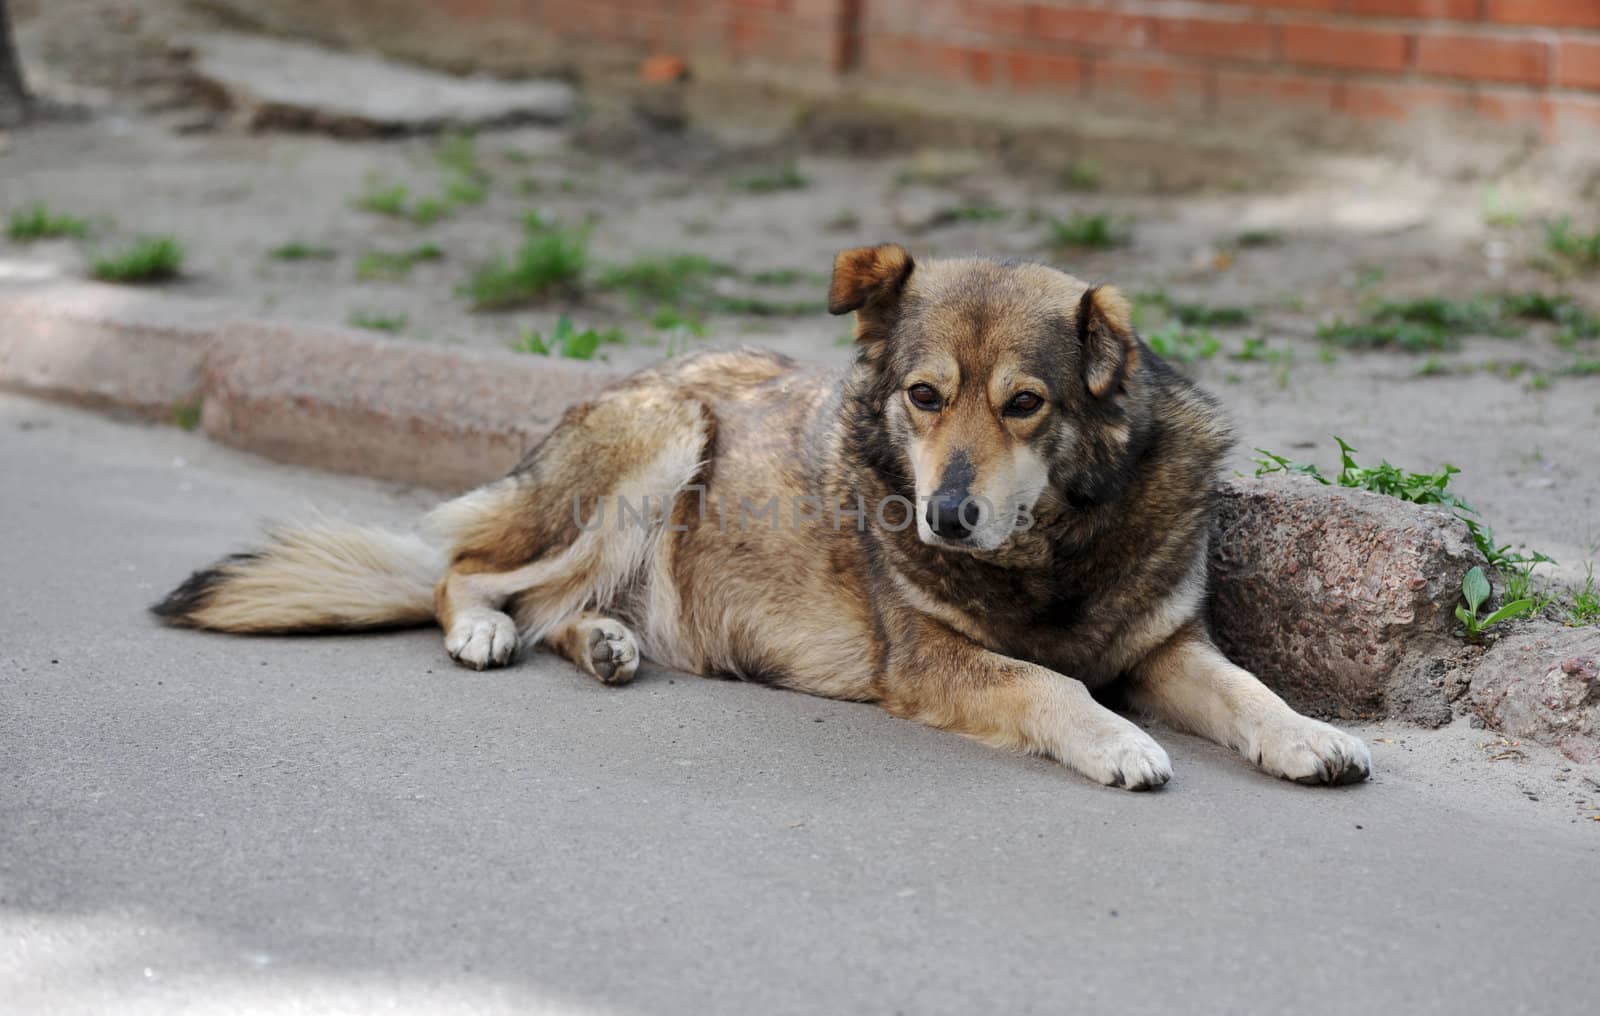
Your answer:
825;209;860;232
1318;292;1597;352
1233;229;1282;248
510;314;623;360
1146;324;1221;363
935;205;1011;225
268;242;337;261
1545;217;1600;268
7;203;90;241
1047;213;1126;249
598;254;734;308
1060;159;1102;192
463;220;587;310
347;310;409;333
1570;566;1600;626
737;162;809;194
90;236;184;283
357;243;444;281
1252;437;1549;573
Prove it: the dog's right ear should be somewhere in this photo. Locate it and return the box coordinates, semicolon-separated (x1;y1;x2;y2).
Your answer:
828;244;914;316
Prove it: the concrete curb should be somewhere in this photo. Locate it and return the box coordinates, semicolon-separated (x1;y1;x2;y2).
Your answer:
0;282;625;491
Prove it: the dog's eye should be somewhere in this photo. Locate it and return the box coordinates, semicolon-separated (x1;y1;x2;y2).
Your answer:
907;383;942;410
1005;392;1044;417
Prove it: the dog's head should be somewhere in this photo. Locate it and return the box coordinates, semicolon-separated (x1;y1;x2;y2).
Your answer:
831;244;1144;553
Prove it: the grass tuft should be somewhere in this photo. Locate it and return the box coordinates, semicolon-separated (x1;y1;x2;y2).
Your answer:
7;203;91;241
268;242;337;262
736;162;809;194
463;220;587;310
90;236;184;283
1047;213;1126;249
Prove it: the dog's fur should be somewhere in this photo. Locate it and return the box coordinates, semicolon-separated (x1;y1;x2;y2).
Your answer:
154;246;1370;790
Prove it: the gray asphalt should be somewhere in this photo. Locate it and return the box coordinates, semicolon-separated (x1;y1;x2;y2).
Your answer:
3;394;1597;1016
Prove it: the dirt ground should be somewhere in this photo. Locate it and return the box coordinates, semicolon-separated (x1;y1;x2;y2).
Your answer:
4;0;1599;593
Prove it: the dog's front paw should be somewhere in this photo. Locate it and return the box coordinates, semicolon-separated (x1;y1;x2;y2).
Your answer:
1252;717;1371;786
445;611;518;670
1073;726;1173;791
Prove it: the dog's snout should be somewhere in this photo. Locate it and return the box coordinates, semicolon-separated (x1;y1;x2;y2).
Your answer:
926;494;981;540
926;451;980;541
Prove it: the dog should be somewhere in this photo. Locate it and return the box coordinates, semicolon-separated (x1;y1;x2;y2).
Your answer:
154;245;1371;790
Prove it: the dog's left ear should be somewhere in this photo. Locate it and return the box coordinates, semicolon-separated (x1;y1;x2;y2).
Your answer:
828;244;914;316
1077;285;1139;399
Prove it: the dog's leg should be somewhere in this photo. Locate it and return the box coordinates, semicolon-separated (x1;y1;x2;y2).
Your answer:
883;622;1172;790
436;569;520;671
545;611;641;686
1129;623;1371;785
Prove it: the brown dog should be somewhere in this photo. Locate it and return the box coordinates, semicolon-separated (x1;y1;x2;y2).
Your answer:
155;245;1371;790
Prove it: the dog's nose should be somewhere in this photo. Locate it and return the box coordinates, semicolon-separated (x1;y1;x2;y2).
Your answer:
926;494;980;540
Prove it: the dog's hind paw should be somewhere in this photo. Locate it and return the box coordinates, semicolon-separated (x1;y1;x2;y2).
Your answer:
1074;727;1173;791
445;611;519;670
582;619;639;685
1253;718;1371;786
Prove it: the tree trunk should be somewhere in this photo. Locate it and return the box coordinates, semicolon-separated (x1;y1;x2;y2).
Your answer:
0;0;32;128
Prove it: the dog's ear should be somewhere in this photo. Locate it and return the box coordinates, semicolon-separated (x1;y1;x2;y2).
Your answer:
1076;285;1139;399
828;244;914;316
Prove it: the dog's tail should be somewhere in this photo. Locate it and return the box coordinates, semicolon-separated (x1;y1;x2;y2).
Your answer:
151;521;445;634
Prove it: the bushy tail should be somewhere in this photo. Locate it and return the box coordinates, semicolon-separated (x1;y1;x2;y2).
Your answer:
152;521;445;634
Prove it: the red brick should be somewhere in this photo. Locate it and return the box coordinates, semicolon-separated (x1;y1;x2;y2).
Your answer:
1216;69;1339;111
1091;60;1212;108
1340;81;1472;120
1344;0;1477;18
1484;0;1600;29
962;1;1031;37
1282;22;1410;73
1417;33;1549;85
1029;6;1152;49
1156;17;1276;62
1205;1;1341;10
1557;40;1600;91
1004;50;1085;91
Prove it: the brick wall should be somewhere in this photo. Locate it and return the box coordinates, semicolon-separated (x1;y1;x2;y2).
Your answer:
436;0;1600;142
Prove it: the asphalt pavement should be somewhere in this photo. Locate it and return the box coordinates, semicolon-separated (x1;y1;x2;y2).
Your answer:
2;394;1596;1015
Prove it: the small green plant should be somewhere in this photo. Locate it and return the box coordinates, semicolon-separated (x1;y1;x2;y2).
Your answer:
464;221;588;310
90;236;184;283
1146;324;1221;363
1060;159;1102;192
1569;566;1600;626
825;209;861;232
935;205;1010;225
599;254;733;309
7;203;91;241
357;244;444;281
510;315;622;360
1545;217;1600;268
171;402;201;431
268;242;337;261
1456;566;1537;639
1233;229;1281;248
348;310;409;333
737;162;809;194
1252;437;1550;572
1048;213;1126;249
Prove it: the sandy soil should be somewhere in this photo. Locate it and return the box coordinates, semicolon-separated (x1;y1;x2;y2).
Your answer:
3;0;1598;591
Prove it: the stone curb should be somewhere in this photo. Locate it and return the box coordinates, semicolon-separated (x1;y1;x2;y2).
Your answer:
0;282;626;491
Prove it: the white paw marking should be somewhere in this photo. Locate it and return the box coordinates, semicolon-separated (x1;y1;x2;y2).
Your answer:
1074;725;1173;791
583;619;639;685
445;611;518;670
1252;717;1372;786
